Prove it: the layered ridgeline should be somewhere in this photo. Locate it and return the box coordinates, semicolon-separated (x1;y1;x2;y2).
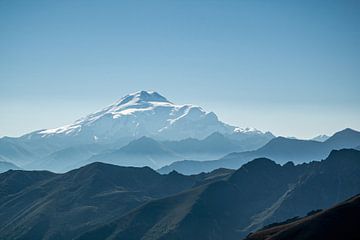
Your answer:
0;91;273;172
160;128;360;174
1;149;359;240
0;162;233;240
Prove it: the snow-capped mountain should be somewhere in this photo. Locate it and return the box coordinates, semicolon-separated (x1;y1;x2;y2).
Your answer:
311;134;330;142
1;91;274;170
28;91;263;142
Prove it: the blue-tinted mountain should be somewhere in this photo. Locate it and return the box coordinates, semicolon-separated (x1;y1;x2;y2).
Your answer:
86;137;182;169
0;91;272;170
161;132;244;160
77;149;360;240
324;128;360;149
28;131;270;172
27;144;107;172
0;162;232;240
227;130;275;151
1;149;359;240
311;134;329;142
0;170;55;197
0;159;21;173
0;137;36;166
159;128;360;174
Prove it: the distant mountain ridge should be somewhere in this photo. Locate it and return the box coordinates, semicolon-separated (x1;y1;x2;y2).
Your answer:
86;137;182;169
311;134;329;142
0;160;20;173
159;128;360;174
25;132;246;172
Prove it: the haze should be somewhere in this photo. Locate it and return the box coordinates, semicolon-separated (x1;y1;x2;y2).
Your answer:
1;0;359;138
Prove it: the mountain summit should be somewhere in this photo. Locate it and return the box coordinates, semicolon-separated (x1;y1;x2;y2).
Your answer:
29;90;265;142
114;90;171;105
0;91;273;169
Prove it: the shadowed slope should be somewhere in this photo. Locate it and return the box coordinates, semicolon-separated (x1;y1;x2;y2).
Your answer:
78;149;360;240
245;194;360;240
0;162;231;240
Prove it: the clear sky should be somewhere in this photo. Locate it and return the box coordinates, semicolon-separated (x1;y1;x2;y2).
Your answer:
1;0;359;138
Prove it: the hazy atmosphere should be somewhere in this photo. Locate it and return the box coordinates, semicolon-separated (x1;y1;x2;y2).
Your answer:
1;0;359;138
1;2;360;240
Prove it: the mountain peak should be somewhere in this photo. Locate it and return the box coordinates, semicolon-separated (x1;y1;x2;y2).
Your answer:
120;136;168;154
35;90;268;142
115;90;170;106
311;134;330;142
325;128;360;147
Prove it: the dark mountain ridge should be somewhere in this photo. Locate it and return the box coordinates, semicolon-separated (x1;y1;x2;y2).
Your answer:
245;194;360;240
77;149;360;240
1;149;359;240
0;162;232;240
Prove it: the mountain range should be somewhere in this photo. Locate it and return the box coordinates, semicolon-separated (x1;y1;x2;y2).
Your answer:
1;91;359;240
0;91;273;172
1;148;359;239
0;162;232;240
159;128;360;174
24;132;248;172
22;127;359;173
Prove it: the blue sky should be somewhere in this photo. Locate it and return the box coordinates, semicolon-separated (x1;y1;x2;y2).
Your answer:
1;0;359;138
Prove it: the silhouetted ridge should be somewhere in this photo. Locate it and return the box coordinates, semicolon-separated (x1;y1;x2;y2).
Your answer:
66;162;161;192
2;149;360;240
245;194;360;240
0;160;232;240
326;148;360;161
76;149;360;240
229;157;280;183
0;170;56;197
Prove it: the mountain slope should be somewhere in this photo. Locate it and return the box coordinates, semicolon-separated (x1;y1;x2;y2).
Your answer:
27;144;107;172
0;160;20;173
87;137;181;169
77;149;360;240
0;91;271;169
324;128;360;149
245;194;360;240
0;162;232;240
0;138;36;165
28;91;238;142
162;132;244;160
160;128;360;174
311;134;329;142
